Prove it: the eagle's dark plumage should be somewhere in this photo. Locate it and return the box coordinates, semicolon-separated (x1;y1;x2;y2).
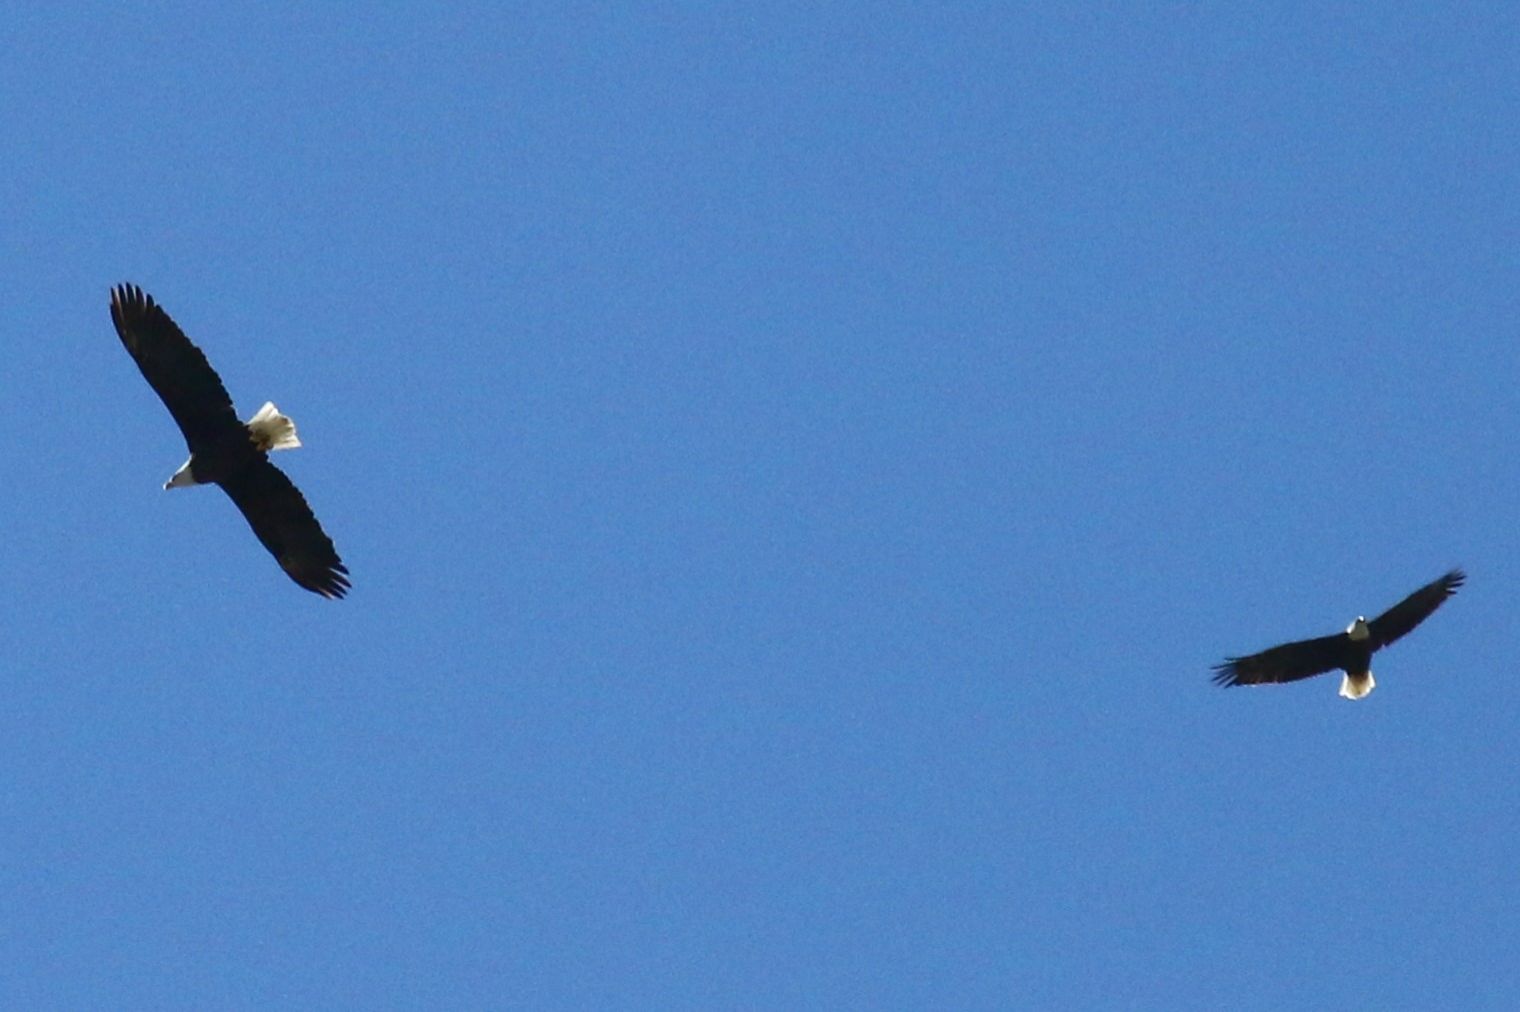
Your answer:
1212;569;1464;698
110;284;350;598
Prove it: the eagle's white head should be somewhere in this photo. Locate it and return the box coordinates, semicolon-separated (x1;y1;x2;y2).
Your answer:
165;457;198;490
1346;616;1371;641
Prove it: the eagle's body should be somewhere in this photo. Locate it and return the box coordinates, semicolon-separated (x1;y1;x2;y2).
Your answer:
1212;570;1464;699
164;400;301;487
1336;618;1376;699
110;284;350;598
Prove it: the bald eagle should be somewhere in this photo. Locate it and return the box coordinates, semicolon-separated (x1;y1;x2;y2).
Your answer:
110;284;350;598
1212;569;1463;699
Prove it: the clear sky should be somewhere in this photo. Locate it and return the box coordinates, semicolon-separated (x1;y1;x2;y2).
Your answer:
4;4;1518;1008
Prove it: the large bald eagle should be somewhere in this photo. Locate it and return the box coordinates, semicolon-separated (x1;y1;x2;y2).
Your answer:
1212;569;1463;699
110;284;350;598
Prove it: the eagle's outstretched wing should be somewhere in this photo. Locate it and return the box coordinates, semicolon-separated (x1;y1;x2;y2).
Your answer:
1368;569;1465;650
1212;633;1349;688
109;284;242;451
219;458;350;599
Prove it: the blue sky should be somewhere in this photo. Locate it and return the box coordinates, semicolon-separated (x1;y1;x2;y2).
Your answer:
4;4;1519;1007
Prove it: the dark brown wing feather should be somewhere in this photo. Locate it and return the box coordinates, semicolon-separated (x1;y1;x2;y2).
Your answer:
219;459;350;599
1368;569;1465;650
109;284;242;449
1212;633;1351;687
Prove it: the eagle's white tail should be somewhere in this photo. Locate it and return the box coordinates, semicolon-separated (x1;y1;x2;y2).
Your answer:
1339;671;1375;700
247;401;301;451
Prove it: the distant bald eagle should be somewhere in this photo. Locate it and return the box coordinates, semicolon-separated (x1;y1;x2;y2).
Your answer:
110;284;350;598
1212;569;1463;699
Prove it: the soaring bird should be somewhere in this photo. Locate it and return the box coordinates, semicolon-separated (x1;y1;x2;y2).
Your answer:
110;284;350;598
1212;569;1464;699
